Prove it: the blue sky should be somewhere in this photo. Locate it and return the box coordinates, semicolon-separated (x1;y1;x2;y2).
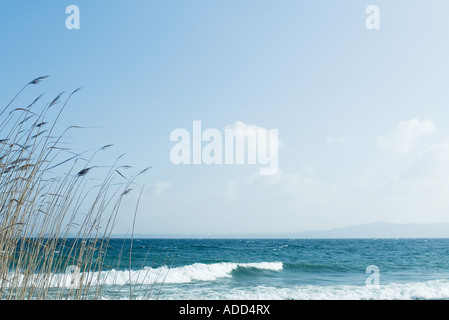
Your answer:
1;1;449;235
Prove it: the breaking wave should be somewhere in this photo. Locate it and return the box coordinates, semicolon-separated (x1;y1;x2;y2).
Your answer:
1;261;284;288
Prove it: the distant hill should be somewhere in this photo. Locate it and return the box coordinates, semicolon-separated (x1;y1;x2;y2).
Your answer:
124;222;449;239
287;222;449;239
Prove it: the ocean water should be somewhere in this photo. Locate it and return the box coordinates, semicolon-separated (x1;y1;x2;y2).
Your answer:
8;238;449;300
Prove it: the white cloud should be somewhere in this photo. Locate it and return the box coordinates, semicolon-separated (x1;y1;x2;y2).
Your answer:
366;118;449;222
419;136;449;159
225;169;325;201
151;181;171;196
224;121;282;175
376;118;437;154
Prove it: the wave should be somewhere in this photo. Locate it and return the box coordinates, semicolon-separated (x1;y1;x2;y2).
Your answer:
157;279;449;300
5;261;449;300
0;261;283;288
105;261;283;285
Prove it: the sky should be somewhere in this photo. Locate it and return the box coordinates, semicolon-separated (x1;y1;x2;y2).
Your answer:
1;1;449;236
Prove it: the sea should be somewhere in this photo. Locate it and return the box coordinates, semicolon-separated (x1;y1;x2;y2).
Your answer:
8;238;449;300
70;238;449;300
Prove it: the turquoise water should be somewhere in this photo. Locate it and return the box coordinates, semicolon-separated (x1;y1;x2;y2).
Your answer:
9;238;449;299
95;238;449;299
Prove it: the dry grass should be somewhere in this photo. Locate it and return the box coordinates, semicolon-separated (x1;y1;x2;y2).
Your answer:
0;76;150;300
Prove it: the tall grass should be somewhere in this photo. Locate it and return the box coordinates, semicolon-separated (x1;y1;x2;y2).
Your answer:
0;76;150;299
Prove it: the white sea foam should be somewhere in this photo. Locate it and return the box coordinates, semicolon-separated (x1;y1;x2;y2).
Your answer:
0;262;283;288
4;265;449;300
6;261;449;300
158;279;449;300
100;261;283;285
